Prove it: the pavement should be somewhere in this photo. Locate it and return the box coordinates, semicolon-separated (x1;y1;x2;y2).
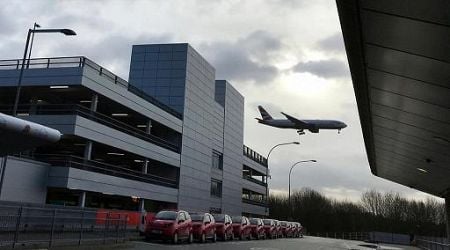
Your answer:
130;236;420;250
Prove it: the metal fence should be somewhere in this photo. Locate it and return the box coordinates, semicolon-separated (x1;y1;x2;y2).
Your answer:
0;205;128;249
311;232;369;241
417;236;450;250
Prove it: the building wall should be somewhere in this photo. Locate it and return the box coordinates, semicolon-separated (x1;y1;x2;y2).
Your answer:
128;44;188;115
217;80;245;215
0;157;50;204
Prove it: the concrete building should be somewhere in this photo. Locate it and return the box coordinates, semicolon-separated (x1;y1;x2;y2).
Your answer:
0;43;268;217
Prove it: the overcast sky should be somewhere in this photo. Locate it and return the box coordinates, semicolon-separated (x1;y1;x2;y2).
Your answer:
0;0;440;203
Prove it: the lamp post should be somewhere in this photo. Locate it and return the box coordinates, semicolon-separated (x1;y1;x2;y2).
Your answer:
265;141;300;215
288;160;316;219
12;27;76;116
0;26;76;199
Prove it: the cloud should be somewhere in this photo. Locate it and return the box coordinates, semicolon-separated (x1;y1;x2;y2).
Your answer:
317;32;345;54
292;59;349;79
200;30;281;84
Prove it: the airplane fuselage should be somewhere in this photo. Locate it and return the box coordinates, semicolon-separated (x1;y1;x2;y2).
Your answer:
259;119;346;130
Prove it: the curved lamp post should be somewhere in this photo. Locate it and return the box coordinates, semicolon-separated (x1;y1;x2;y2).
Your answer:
288;159;317;219
12;26;77;116
265;141;300;215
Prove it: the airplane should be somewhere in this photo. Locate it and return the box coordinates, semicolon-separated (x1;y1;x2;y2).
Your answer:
255;106;347;135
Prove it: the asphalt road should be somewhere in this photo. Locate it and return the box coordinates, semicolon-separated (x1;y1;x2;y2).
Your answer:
131;236;419;250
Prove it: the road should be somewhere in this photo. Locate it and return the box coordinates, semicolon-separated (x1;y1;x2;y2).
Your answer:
130;236;419;250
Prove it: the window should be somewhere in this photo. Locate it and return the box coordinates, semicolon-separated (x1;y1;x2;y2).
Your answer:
210;179;222;197
212;150;223;170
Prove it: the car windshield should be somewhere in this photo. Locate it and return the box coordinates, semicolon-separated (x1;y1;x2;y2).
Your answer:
249;218;259;225
155;211;177;220
231;216;242;223
214;214;225;222
190;214;204;222
263;219;272;225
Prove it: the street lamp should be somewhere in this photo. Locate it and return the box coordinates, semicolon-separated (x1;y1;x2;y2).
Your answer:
265;141;300;215
288;160;316;219
12;26;77;116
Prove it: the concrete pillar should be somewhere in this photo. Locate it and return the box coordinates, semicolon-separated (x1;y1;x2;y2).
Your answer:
79;191;86;208
90;94;98;112
142;159;149;174
84;140;93;161
146;120;152;134
139;199;145;212
446;197;450;242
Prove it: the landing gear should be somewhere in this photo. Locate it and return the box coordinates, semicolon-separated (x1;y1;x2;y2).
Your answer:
297;129;305;135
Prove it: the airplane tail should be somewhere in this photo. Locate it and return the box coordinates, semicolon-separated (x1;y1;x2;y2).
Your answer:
258;106;273;121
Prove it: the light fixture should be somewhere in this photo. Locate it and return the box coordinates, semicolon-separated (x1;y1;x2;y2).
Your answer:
37;99;43;102
17;113;29;116
49;85;69;89
107;152;125;156
242;169;250;172
111;113;128;117
417;168;428;173
137;124;147;128
79;100;92;103
134;159;144;163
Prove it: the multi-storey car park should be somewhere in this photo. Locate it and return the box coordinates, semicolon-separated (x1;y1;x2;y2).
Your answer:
0;43;269;217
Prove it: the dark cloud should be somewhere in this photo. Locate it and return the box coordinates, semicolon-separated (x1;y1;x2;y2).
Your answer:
200;30;281;84
292;59;349;79
317;32;345;54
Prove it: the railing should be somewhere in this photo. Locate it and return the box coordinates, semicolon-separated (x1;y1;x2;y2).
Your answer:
243;175;267;187
417;237;450;250
0;56;183;119
242;198;267;207
0;104;180;153
0;205;128;249
243;145;268;167
34;154;178;189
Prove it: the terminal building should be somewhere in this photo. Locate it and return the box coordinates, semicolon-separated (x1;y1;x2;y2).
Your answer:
0;43;269;217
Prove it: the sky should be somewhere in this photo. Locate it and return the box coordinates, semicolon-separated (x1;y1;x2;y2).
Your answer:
0;0;440;203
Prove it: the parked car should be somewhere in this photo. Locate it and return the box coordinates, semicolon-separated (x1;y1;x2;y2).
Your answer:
145;210;193;244
231;216;252;240
262;219;277;239
249;218;266;240
280;221;293;238
294;222;304;237
190;212;217;243
213;214;234;241
274;220;283;238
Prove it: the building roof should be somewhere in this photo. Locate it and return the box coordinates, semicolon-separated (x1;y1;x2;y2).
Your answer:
337;0;450;197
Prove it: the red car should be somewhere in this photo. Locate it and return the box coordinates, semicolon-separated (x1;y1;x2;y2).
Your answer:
190;212;217;243
231;216;252;240
249;218;266;240
145;210;193;244
262;219;277;239
213;214;234;241
293;222;304;237
280;221;293;237
274;220;283;238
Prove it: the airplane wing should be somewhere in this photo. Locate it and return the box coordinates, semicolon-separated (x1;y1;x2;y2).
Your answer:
281;112;310;127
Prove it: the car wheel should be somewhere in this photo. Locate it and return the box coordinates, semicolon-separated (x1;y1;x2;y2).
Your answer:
172;232;178;244
188;232;193;244
213;233;217;242
201;232;206;243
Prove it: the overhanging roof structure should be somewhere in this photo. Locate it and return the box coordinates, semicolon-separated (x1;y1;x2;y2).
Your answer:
336;0;450;197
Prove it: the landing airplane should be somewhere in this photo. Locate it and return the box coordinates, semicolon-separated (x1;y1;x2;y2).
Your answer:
256;106;347;135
